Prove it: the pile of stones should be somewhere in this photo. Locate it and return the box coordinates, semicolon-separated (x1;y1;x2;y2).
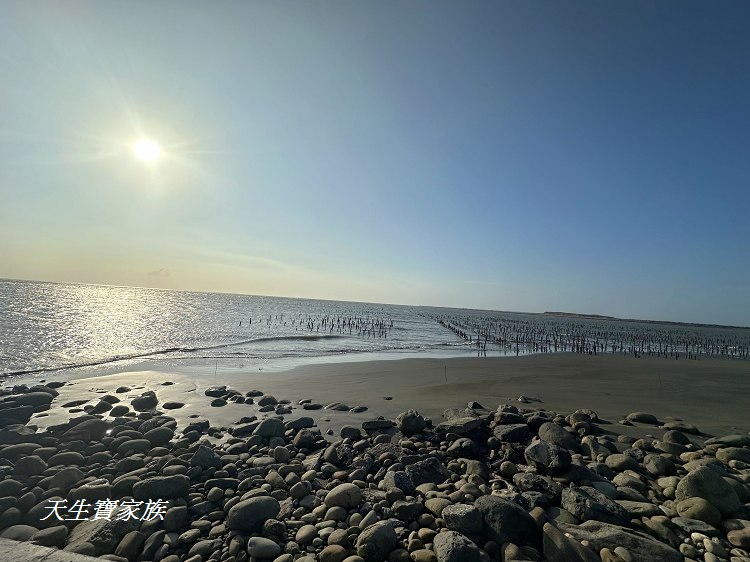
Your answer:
0;382;749;562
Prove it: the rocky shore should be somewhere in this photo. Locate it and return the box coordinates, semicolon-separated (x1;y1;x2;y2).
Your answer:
0;377;749;562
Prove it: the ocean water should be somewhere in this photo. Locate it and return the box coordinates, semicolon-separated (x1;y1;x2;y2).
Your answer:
0;279;470;378
1;278;748;380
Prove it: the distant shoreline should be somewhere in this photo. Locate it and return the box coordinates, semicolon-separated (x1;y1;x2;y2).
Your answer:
542;310;750;330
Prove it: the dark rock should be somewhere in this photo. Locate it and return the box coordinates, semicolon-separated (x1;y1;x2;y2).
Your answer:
132;475;189;500
31;525;68;548
162;402;184;409
442;504;484;534
542;522;600;562
131;391;158;411
474;495;539;547
382;471;416;496
675;465;742;516
558;520;682;562
537;422;580;450
433;530;482;562
493;423;532;444
356;521;398;562
395;410;428;436
524;440;572;475
437;417;486;436
253;418;285;438
446;437;480;459
226;496;280;531
405;457;450;486
560;486;629;526
626;412;659;424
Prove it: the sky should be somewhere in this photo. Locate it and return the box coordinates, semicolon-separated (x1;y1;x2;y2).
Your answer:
1;1;748;326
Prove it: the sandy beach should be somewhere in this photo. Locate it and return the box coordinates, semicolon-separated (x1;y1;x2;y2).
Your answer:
28;354;750;439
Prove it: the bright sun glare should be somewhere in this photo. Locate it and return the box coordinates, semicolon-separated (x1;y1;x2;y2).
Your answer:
132;139;162;162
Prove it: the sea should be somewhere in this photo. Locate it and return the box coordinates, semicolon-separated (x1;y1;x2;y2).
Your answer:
1;278;748;382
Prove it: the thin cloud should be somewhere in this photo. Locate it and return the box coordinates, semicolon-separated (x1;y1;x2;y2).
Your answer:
147;267;170;277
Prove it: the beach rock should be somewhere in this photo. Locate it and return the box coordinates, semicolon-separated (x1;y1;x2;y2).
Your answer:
254;417;286;438
626;412;659;424
727;528;750;549
406;457;450;486
395;410;427;435
293;429;318;450
13;454;47;476
661;420;699;434
287;417;315;430
114;531;146;559
437;416;485;436
143;426;174;447
31;525;68;548
49;451;86;466
604;453;640;472
90;400;112;414
191;445;221;469
442;503;484;534
319;545;347;562
676;497;722;527
257;395;278;406
132;475;189;500
716;446;750;464
69;479;112;503
109;405;129;416
62;418;108;441
538;421;580;450
325;483;362;509
392;499;424;522
542;522;600;562
13;392;54;407
226;496;280;531
493;423;532;444
0;424;36;444
670;516;721;537
65;512;140;555
0;524;39;541
383;471;416;496
514;472;562;499
446;437;480;458
355;521;398;562
323;442;355;467
643;453;676;476
131;391;158;411
558;520;682;562
561;486;629;526
296;524;318;545
247;536;282;558
362;418;395;433
525;440;572;475
340;425;362;440
474;495;539;546
433;530;482;562
162;401;184;409
675;465;742;516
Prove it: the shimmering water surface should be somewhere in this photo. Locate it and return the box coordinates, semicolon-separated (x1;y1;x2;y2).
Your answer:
1;278;748;379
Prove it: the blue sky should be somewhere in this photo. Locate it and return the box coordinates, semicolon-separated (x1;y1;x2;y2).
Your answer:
1;1;748;325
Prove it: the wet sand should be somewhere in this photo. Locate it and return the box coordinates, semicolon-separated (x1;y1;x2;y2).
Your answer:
29;353;750;439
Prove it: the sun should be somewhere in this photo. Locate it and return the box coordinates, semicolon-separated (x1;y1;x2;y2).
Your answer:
132;139;162;162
